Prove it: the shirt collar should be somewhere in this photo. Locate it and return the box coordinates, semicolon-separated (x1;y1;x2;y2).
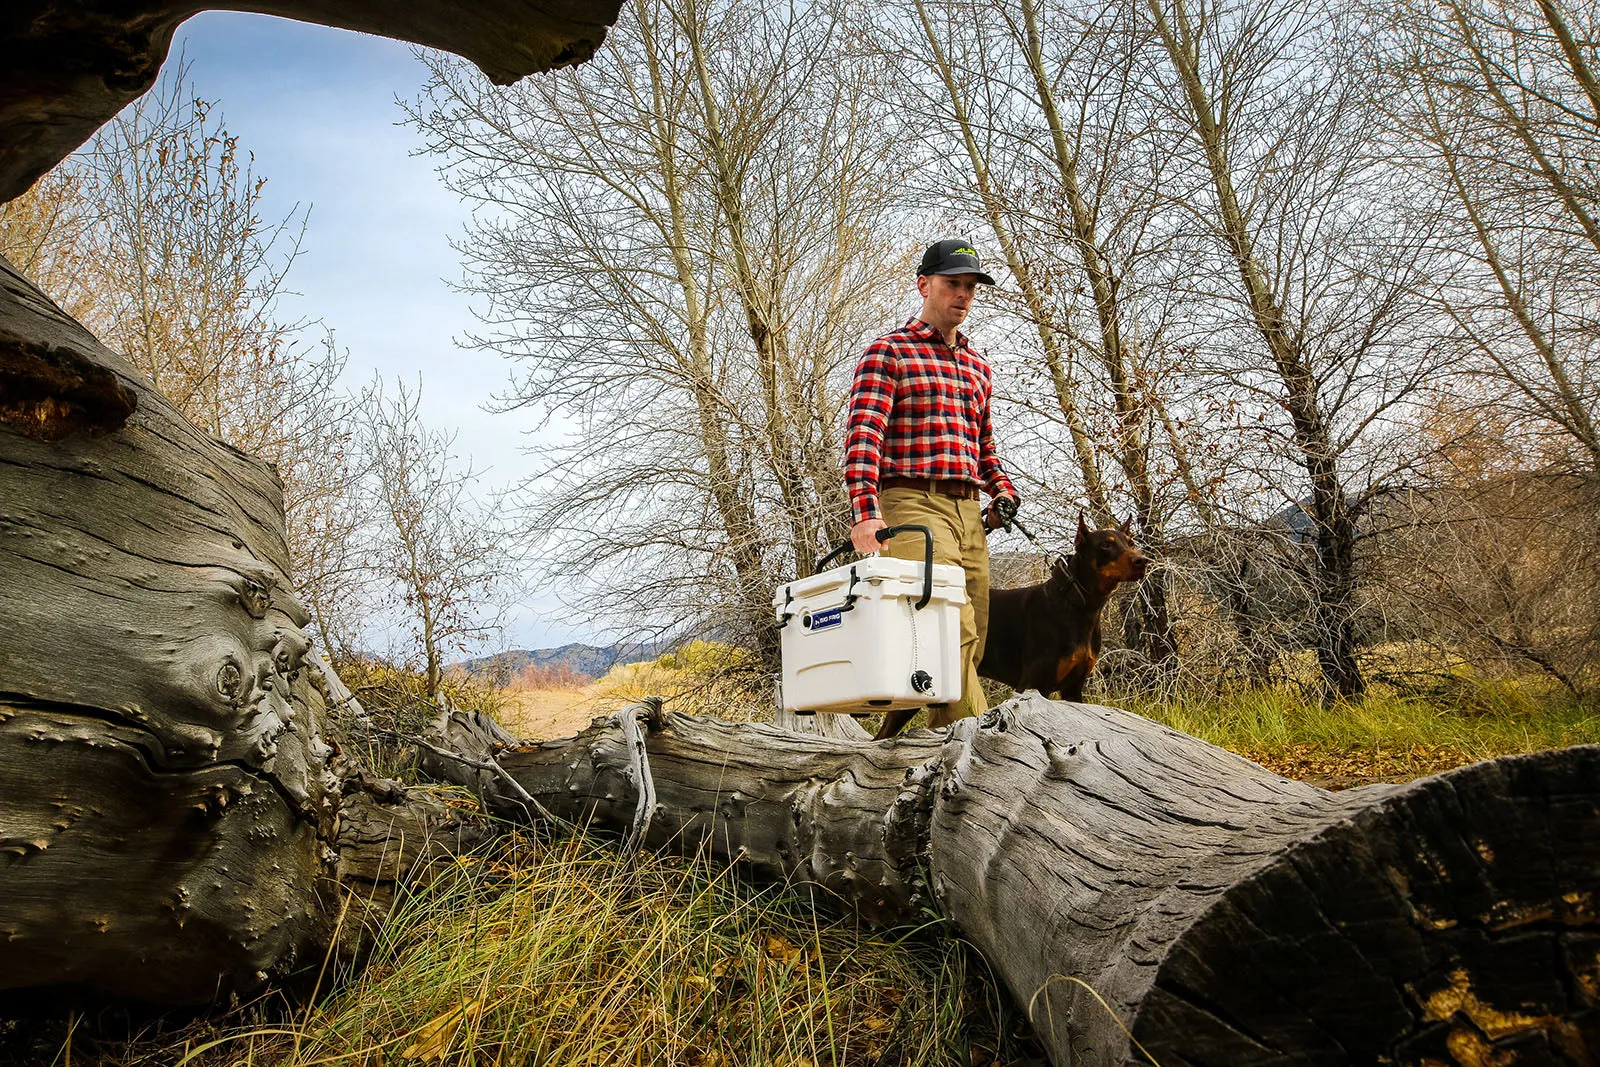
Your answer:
906;317;969;350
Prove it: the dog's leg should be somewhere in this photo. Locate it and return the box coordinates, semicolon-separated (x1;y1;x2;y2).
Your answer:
1057;648;1096;703
1060;660;1093;702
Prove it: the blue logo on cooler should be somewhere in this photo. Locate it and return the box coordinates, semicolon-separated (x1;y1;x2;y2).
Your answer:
804;606;844;632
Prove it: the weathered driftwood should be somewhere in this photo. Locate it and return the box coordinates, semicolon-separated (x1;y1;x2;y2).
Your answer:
429;693;1600;1066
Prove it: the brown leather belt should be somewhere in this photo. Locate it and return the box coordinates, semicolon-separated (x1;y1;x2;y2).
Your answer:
882;476;980;500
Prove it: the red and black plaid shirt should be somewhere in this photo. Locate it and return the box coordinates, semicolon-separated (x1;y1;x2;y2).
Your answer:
843;318;1017;524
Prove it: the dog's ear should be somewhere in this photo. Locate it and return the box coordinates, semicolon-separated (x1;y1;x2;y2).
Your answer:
1119;514;1133;534
1075;512;1089;549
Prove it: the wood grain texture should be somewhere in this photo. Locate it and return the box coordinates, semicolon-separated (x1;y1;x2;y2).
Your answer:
772;707;873;741
0;0;627;1002
429;691;1600;1066
0;254;341;1001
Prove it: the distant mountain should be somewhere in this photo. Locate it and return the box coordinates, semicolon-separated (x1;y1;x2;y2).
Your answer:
458;642;659;682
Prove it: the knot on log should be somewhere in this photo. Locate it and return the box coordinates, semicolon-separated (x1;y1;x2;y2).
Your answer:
238;575;272;619
216;660;244;701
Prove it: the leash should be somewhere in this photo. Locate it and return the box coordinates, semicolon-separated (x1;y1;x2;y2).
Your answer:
990;496;1037;542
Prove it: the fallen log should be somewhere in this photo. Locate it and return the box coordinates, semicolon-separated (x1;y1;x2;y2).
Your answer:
1;0;626;204
428;693;1600;1066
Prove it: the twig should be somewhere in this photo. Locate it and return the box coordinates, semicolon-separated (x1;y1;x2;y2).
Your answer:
371;726;575;830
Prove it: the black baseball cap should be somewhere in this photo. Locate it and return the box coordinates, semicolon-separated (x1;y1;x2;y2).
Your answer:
917;238;996;285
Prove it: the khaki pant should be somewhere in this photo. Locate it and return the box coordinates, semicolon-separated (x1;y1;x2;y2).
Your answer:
879;486;990;726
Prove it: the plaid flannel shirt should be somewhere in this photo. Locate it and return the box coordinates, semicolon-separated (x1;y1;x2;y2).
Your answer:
843;318;1017;524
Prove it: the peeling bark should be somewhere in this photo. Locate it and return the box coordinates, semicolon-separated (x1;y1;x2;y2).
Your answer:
427;693;1600;1066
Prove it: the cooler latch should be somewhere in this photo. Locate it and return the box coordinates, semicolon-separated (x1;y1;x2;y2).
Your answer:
840;566;861;613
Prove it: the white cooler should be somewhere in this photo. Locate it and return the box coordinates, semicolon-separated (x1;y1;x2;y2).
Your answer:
773;526;966;715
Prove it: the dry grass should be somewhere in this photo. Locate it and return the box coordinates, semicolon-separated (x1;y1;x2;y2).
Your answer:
495;683;609;739
28;835;1037;1067
494;642;773;740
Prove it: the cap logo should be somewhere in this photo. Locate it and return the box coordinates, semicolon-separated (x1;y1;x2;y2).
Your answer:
953;246;977;257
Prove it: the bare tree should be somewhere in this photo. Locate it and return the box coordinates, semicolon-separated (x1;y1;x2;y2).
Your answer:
1138;0;1444;699
409;0;905;662
877;0;1115;529
873;0;1311;686
364;378;510;697
1372;0;1600;479
277;340;373;659
72;64;310;442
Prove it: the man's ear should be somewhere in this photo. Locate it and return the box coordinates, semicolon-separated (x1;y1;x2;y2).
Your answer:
915;274;930;299
1075;512;1089;549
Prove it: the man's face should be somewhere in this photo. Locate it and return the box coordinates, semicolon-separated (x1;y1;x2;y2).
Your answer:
917;272;981;330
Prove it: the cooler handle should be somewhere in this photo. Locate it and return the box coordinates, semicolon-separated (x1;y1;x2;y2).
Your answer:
812;525;934;611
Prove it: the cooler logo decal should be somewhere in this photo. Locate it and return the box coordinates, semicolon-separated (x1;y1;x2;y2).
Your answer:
804;607;844;632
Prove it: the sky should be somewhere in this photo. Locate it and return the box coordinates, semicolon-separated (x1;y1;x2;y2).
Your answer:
169;12;587;652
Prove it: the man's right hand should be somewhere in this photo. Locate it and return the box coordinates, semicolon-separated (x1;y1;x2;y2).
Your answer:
985;494;1019;531
851;518;887;555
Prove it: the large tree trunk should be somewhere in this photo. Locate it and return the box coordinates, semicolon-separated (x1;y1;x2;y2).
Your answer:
0;253;344;999
0;255;486;1001
429;692;1600;1066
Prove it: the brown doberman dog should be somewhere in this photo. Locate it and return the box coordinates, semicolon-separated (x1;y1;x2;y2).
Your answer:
979;515;1149;701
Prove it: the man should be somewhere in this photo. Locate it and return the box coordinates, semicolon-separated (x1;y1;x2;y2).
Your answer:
843;238;1018;740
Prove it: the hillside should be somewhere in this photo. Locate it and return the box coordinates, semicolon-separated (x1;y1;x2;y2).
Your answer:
458;642;658;682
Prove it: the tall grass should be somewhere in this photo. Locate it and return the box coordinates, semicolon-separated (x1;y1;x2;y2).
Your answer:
74;833;1028;1067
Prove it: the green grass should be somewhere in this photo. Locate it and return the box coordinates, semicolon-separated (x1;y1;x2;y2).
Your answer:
1117;686;1600;782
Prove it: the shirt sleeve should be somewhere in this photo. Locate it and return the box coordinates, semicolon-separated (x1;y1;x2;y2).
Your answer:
843;341;896;524
976;366;1016;502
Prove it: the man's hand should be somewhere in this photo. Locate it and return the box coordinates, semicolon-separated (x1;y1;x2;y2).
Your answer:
851;518;887;555
985;495;1019;532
